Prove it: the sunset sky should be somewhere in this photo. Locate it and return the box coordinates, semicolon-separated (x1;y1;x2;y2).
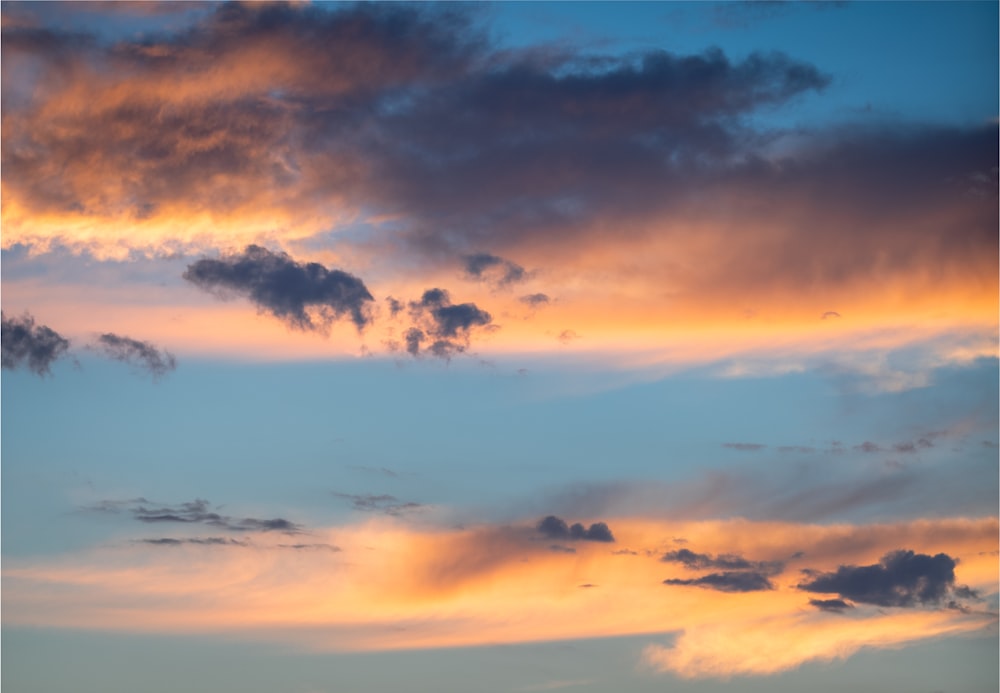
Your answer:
2;2;998;692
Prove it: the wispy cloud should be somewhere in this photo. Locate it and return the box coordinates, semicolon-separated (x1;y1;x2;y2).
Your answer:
92;333;177;379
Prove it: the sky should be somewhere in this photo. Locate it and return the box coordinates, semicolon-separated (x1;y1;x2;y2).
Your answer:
1;2;997;692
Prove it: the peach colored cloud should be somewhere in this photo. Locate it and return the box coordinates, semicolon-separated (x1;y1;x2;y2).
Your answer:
4;515;996;678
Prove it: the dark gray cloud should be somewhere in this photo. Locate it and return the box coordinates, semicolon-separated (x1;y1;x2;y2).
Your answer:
536;515;615;543
809;598;854;613
463;252;526;286
1;311;71;375
95;498;303;534
93;333;176;378
333;492;424;516
183;245;374;331
798;549;958;607
404;288;493;359
661;548;783;574
663;571;775;592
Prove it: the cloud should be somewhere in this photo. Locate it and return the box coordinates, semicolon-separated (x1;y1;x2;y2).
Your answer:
536;515;615;542
5;515;996;677
463;252;527;286
1;311;71;375
661;548;782;575
333;492;425;517
809;598;854;613
663;571;775;592
94;498;304;534
557;330;580;345
137;537;249;547
183;245;374;331
519;293;550;307
722;442;766;451
798;550;959;607
93;333;177;378
404;288;493;358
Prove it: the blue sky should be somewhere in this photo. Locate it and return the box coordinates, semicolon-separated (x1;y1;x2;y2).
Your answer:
2;2;997;691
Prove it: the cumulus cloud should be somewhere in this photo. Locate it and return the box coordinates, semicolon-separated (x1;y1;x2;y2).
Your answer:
1;311;71;375
536;515;615;543
404;288;493;358
183;245;374;331
798;550;959;607
93;333;177;378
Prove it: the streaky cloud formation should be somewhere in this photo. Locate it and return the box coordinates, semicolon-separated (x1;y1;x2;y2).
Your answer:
663;571;775;592
94;497;304;535
93;333;177;379
333;492;425;517
809;598;854;613
1;311;70;375
183;245;374;331
661;548;783;574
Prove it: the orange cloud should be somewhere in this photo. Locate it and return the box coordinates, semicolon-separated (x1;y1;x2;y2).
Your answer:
3;515;996;677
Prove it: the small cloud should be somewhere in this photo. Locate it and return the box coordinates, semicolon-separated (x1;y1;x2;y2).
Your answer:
549;544;577;554
93;498;303;534
183;245;374;332
404;288;493;359
821;311;841;319
333;492;424;516
809;598;854;613
385;296;405;318
536;515;615;542
93;333;177;379
662;548;783;574
722;442;766;452
557;329;580;345
276;543;342;552
519;293;551;308
137;537;250;547
1;311;71;375
462;252;526;286
663;571;775;592
854;441;882;453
